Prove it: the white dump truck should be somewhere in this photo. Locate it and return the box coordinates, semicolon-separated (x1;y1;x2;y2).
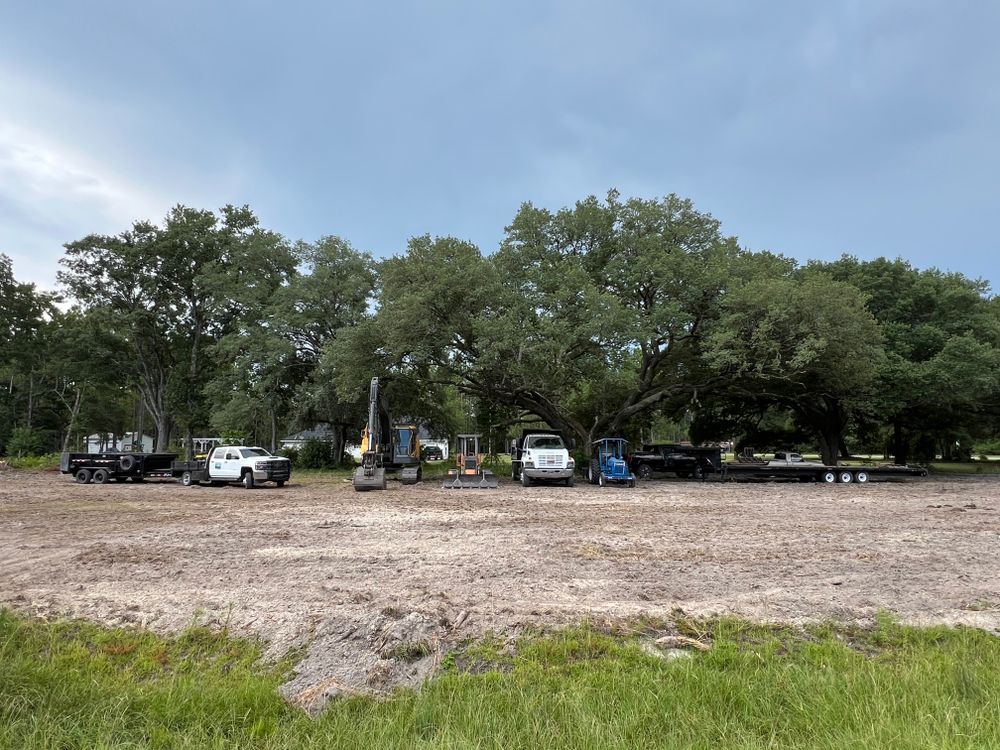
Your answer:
510;430;576;487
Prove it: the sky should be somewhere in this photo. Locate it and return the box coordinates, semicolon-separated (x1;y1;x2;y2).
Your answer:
1;0;998;294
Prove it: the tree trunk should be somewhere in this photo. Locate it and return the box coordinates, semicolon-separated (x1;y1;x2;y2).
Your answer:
270;407;278;453
155;412;171;453
185;424;194;461
26;372;35;430
891;421;908;465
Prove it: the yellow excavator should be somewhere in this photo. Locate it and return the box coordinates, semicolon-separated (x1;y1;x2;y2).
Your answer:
353;377;422;491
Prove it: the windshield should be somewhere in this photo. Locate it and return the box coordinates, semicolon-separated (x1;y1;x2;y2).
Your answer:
240;448;271;458
526;435;565;450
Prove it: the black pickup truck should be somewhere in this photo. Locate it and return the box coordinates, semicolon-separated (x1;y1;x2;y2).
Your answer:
627;443;722;481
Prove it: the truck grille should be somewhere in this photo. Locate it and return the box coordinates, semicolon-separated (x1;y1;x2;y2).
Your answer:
266;461;291;480
537;455;564;468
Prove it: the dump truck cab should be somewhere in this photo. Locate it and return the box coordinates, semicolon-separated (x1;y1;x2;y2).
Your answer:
511;430;575;487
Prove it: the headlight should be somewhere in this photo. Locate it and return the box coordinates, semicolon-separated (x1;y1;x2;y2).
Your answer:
255;461;268;471
524;461;534;468
567;458;575;467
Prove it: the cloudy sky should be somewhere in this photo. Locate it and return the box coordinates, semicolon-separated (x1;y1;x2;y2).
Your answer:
1;0;998;293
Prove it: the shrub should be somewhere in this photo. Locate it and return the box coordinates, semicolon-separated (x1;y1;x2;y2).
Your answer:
279;447;300;466
299;439;334;469
4;427;50;458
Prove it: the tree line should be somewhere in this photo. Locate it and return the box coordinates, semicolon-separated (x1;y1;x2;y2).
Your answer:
2;191;999;465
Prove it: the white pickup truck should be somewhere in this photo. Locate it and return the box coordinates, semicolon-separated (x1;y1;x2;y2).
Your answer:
171;446;292;488
511;431;576;487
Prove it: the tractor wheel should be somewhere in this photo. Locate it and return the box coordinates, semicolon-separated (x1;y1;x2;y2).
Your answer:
242;471;255;489
588;460;600;485
91;468;109;484
75;469;92;484
521;471;532;488
637;463;653;480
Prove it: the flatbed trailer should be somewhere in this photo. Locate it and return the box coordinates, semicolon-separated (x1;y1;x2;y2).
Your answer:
60;451;178;484
716;462;928;483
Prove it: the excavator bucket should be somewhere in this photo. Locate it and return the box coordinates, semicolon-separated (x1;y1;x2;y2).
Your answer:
353;466;386;491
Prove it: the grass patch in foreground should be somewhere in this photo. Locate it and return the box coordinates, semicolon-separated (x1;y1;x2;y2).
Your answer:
2;611;999;748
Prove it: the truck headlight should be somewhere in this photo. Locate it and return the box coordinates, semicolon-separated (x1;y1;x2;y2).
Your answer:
524;461;534;468
567;458;575;468
255;461;268;471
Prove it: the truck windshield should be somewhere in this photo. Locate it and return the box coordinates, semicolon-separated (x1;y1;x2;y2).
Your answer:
526;435;565;450
240;448;271;458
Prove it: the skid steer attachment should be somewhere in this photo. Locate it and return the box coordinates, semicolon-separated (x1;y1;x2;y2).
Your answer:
443;434;499;489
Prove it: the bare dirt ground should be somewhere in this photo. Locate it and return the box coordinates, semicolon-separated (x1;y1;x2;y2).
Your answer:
2;469;999;711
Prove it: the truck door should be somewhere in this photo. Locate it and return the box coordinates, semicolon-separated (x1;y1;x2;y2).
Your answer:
211;448;240;479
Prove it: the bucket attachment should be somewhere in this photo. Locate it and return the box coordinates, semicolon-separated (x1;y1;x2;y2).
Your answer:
400;466;420;485
443;468;499;489
353;466;386;491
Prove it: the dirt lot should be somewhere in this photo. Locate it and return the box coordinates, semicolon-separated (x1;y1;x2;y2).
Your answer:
2;470;999;710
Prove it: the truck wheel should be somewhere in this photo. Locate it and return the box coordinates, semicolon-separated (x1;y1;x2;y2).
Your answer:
692;466;705;481
637;464;653;480
75;469;92;484
242;471;255;489
838;471;854;484
855;471;869;484
821;471;837;483
566;474;575;487
91;469;109;484
521;472;532;487
181;471;197;487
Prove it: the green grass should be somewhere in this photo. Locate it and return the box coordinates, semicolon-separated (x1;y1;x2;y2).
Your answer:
929;461;1000;475
3;610;1000;748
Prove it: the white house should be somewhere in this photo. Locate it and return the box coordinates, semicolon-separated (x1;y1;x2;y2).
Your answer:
84;432;154;453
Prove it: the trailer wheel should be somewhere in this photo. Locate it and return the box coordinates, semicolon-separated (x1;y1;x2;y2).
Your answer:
91;468;109;484
637;463;653;480
821;471;837;483
521;472;532;487
855;471;869;484
119;455;136;472
75;469;92;484
181;471;197;487
838;471;854;483
242;471;255;489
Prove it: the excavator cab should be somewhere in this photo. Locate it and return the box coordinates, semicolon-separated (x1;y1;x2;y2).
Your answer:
443;434;499;489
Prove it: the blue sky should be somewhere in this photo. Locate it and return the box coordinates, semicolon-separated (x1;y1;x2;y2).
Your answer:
1;1;998;293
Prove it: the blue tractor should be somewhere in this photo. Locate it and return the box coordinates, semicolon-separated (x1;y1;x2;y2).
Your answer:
587;438;637;487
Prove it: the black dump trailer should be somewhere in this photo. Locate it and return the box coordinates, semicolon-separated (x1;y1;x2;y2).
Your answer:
60;451;178;484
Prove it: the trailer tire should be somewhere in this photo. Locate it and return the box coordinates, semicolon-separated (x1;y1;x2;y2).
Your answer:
119;455;136;472
821;471;837;483
855;471;869;484
637;463;653;480
181;471;196;487
242;471;254;489
75;469;92;484
838;471;854;483
91;468;109;484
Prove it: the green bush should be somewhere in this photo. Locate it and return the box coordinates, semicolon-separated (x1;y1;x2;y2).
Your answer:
279;446;300;466
4;427;50;458
8;453;61;470
298;439;334;469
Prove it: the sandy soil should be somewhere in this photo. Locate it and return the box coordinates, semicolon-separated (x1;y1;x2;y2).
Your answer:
2;469;999;711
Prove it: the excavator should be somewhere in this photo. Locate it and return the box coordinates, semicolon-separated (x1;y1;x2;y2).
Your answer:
353;377;422;491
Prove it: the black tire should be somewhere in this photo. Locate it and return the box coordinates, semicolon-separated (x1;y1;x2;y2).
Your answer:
91;468;109;484
75;469;92;484
637;463;654;480
181;471;195;487
588;460;600;485
521;471;532;488
821;471;837;483
242;471;255;489
628;479;635;488
119;454;136;472
855;471;869;484
692;465;705;481
566;474;575;487
598;473;606;488
277;480;285;487
839;471;854;484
